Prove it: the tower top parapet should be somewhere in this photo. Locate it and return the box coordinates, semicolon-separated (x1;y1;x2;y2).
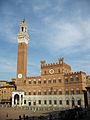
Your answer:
20;19;28;33
20;19;28;25
22;19;26;23
18;19;29;44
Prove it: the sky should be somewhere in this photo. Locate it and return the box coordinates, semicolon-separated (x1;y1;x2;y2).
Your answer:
0;0;90;81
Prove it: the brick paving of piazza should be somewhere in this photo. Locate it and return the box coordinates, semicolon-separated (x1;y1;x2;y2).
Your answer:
0;107;90;120
0;107;46;120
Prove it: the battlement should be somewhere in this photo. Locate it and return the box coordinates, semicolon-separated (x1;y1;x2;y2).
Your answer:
64;71;86;76
41;57;64;67
41;62;59;67
41;58;71;70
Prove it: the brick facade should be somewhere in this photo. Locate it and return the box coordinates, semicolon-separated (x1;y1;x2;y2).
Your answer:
12;20;89;109
0;20;90;109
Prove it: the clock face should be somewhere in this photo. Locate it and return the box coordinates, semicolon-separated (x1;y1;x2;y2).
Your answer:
49;69;54;74
18;73;22;78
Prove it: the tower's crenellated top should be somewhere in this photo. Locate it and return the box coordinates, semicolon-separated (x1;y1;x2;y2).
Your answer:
18;19;29;44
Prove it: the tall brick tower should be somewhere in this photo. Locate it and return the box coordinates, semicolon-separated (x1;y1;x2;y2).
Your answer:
16;20;29;86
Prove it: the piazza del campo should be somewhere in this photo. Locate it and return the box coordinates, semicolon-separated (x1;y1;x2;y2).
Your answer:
0;20;90;120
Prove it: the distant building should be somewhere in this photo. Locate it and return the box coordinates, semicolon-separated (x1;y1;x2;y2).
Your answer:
0;81;15;105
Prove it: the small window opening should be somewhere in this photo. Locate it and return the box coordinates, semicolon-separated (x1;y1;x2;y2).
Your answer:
22;27;24;32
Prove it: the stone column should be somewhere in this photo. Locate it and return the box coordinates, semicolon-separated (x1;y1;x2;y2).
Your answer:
12;94;14;107
19;94;21;106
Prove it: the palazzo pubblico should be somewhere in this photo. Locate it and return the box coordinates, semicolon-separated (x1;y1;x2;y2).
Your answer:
0;20;90;110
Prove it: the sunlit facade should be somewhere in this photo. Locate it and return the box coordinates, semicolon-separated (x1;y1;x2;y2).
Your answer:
11;20;89;110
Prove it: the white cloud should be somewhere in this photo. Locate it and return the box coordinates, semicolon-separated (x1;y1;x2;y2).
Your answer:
0;19;17;44
33;1;51;12
40;16;90;53
0;57;16;72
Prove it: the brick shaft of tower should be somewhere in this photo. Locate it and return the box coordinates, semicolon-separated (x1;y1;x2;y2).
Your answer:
16;20;29;86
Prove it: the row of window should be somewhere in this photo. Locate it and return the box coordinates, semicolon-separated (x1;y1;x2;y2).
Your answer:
28;77;80;85
28;79;62;84
0;90;12;93
65;77;79;83
25;90;81;95
24;100;63;105
44;69;62;75
24;99;81;106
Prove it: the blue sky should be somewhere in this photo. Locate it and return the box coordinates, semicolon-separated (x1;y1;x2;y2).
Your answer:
0;0;90;81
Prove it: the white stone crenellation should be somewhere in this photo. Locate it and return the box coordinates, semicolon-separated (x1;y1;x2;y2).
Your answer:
18;20;29;44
